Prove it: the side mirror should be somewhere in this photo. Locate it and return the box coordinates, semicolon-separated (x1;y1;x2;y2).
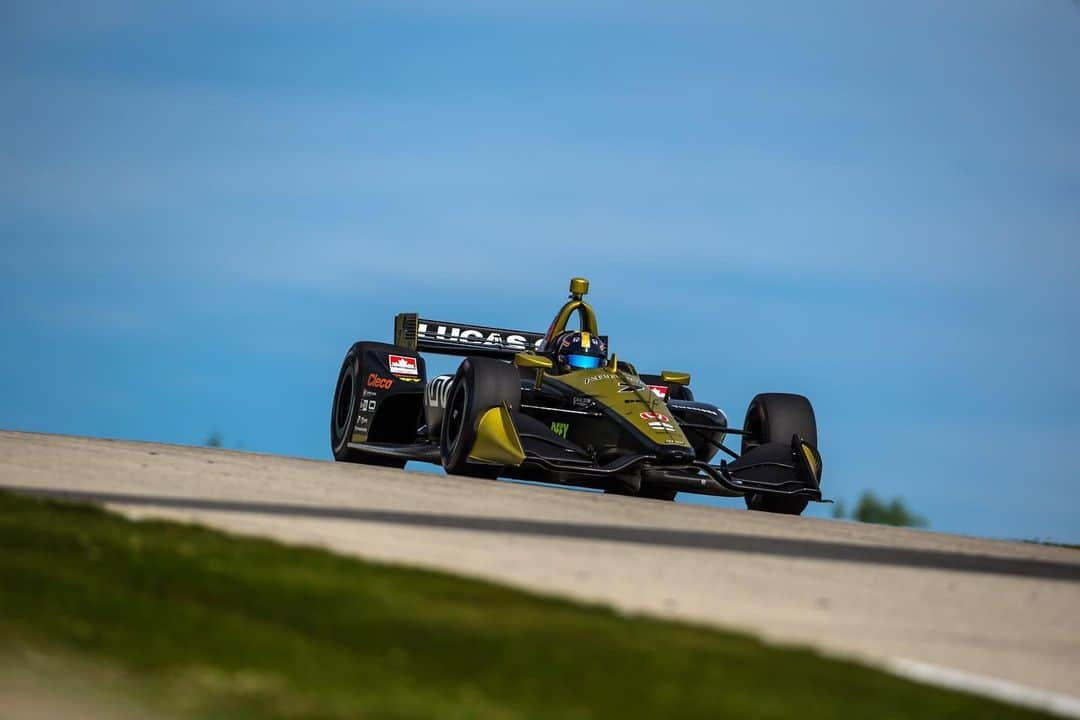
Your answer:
514;353;553;370
661;370;690;386
515;352;553;390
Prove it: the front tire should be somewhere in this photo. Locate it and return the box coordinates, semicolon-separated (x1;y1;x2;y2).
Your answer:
741;393;817;515
330;348;407;468
440;357;521;478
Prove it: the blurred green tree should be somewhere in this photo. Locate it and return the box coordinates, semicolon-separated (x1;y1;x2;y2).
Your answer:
833;491;926;528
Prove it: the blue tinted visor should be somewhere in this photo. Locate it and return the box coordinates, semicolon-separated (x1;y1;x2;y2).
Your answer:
566;354;604;369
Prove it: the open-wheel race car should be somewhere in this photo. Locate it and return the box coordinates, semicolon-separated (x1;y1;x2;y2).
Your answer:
330;278;823;513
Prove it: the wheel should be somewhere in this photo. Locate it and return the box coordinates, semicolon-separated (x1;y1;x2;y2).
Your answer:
440;357;521;478
741;393;817;515
330;347;407;468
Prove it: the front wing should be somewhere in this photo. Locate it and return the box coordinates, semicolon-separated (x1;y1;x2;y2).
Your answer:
350;430;822;502
515;433;822;500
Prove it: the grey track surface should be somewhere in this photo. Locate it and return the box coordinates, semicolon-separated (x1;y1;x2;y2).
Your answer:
3;430;1079;700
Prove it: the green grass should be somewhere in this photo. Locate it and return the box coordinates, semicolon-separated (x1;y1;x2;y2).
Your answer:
0;491;1052;720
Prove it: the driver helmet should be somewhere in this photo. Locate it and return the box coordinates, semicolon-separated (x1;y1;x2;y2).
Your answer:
553;331;608;373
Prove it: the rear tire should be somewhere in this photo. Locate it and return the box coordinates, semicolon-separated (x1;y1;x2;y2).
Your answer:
741;393;817;515
441;357;521;479
330;348;407;468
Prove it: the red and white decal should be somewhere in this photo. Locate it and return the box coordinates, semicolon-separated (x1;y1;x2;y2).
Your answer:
647;385;668;399
389;354;418;376
639;411;670;422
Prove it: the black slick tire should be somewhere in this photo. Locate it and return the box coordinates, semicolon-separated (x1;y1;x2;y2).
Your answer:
330;347;407;469
741;393;817;515
440;357;521;479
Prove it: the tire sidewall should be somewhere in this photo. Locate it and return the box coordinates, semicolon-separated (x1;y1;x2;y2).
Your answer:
741;393;817;453
331;350;359;459
439;357;521;475
441;360;477;471
741;393;817;514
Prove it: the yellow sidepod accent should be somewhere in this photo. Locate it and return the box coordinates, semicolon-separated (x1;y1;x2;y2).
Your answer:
800;442;820;480
468;402;526;466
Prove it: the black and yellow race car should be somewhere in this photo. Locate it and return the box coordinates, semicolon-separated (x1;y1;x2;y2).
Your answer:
330;278;823;514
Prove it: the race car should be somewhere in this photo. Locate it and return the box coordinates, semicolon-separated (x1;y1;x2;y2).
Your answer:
330;277;823;514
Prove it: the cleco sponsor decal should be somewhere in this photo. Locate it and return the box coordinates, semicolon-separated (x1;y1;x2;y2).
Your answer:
418;322;545;352
647;385;668;399
640;412;670;422
366;373;394;390
389;354;418;376
425;375;454;408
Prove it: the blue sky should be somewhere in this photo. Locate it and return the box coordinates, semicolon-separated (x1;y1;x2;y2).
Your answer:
2;1;1078;541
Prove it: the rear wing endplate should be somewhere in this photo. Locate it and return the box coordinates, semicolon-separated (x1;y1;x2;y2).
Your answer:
394;313;547;359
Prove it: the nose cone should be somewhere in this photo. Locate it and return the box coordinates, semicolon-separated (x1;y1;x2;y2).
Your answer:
655;444;695;466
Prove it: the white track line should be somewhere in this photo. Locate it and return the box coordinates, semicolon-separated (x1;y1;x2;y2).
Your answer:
884;658;1080;718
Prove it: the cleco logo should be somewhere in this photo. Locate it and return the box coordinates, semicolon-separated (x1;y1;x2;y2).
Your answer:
366;373;394;390
425;375;454;408
418;323;545;351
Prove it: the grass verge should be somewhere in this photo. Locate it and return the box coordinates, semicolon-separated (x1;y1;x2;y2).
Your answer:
0;490;1054;719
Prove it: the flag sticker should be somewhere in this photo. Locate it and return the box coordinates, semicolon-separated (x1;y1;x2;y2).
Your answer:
389;355;419;376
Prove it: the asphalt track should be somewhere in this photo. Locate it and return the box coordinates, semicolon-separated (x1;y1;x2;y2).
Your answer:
3;431;1079;714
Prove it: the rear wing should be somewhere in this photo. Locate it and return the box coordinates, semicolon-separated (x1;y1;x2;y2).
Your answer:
394;313;547;359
